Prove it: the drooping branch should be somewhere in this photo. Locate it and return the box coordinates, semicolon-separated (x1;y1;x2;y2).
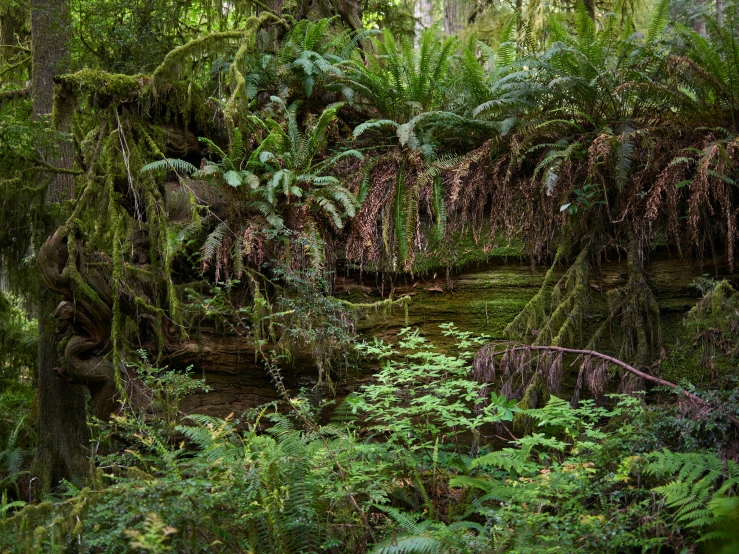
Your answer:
474;343;739;428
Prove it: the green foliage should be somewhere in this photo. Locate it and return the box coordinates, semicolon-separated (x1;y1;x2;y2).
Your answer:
353;325;518;453
647;449;739;542
139;158;199;176
2;325;739;552
344;28;456;125
129;350;210;430
0;292;36;385
6;5;739;553
0;384;34;504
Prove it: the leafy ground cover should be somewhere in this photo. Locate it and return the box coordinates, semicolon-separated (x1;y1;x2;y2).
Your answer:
1;323;737;553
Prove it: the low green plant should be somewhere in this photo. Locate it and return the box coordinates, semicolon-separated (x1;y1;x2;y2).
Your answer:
352;325;519;454
130;350;210;430
1;326;737;553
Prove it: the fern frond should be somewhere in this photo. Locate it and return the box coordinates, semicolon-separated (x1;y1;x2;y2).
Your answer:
140;158;198;175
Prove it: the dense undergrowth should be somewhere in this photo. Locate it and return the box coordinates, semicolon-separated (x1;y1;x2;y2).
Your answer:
2;0;739;398
2;0;739;550
0;324;738;553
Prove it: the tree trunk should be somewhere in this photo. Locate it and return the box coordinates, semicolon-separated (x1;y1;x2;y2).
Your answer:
414;0;433;46
313;0;363;32
30;0;89;492
717;0;724;27
583;0;596;19
516;0;523;35
692;0;707;35
444;0;459;35
335;0;363;33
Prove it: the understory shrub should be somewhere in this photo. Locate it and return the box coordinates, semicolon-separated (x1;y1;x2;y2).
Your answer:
0;326;737;553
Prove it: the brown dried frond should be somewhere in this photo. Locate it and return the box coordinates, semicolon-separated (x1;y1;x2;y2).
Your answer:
617;372;644;395
214;233;233;284
687;143;719;246
448;142;490;209
472;344;497;384
645;162;686;224
664;174;684;259
547;352;564;394
586;360;609;401
571;358;588;407
537;351;552;384
345;153;400;267
501;378;513;400
588;133;612;180
500;349;512;378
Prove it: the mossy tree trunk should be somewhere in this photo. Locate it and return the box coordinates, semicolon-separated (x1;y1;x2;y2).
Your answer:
31;0;89;492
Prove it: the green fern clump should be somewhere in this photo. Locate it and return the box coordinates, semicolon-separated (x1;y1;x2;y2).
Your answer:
646;449;739;543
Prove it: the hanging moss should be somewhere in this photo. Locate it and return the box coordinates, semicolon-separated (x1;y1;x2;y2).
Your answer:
604;240;662;366
504;242;590;347
0;488;110;552
337;294;412;327
108;174;124;391
662;280;739;383
56;69;149;108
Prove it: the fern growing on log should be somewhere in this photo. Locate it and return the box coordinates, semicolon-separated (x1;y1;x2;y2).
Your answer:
139;158;198;176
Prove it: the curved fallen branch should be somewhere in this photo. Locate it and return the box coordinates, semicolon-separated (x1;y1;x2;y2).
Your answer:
475;343;739;428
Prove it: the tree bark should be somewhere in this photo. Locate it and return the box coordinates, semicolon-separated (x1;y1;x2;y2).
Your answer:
30;0;89;492
582;0;596;19
414;0;433;46
692;0;707;35
717;0;724;27
444;0;459;35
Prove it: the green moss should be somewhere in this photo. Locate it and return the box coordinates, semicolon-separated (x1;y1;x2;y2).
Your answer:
57;69;148;104
338;295;412;327
661;280;739;383
64;227;104;308
405;226;527;275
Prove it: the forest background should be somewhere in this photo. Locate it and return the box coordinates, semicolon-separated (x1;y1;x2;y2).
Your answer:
1;0;739;551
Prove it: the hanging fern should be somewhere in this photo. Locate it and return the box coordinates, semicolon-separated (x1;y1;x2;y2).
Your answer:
140;158;198;175
200;223;229;274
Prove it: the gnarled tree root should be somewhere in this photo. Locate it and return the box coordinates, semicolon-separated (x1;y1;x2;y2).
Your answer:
38;225;151;418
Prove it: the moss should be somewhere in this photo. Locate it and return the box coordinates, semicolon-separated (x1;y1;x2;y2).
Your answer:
513;373;549;435
57;69;148;105
503;242;570;343
413;233;526;275
108;173;124;391
662;280;739;383
64;226;104;308
338;295;412;327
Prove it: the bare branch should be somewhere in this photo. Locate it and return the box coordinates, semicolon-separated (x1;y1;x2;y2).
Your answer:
477;343;739;428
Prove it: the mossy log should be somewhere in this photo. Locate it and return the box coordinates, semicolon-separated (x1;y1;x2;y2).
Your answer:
38;203;732;420
180;252;724;417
